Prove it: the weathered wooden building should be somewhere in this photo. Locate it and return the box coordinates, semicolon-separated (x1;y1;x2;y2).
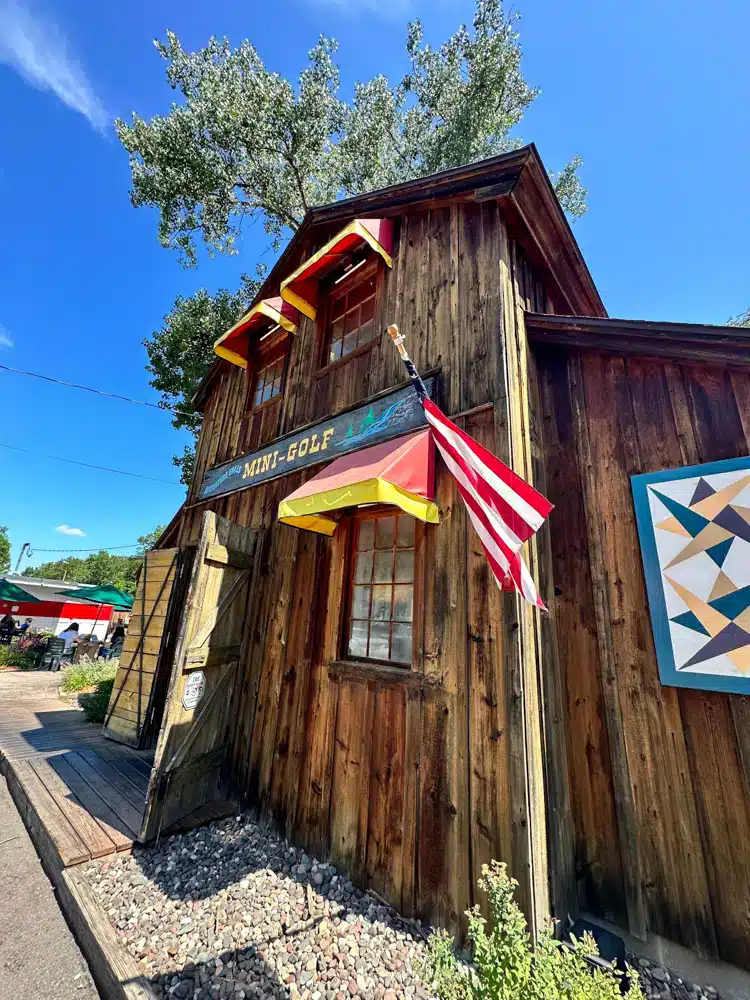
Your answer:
106;145;750;976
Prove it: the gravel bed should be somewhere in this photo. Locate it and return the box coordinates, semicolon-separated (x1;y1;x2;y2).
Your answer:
84;814;434;1000
630;956;723;1000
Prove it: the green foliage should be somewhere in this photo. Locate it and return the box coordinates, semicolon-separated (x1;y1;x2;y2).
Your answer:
137;525;167;554
0;645;38;669
422;862;644;1000
79;677;115;724
117;0;586;267
61;658;118;693
0;526;10;574
728;306;750;327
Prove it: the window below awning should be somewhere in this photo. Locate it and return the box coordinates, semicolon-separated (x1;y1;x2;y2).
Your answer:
278;430;438;536
280;218;394;321
214;297;299;369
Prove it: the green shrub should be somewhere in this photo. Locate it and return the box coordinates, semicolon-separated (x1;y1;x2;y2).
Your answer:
78;678;115;724
61;657;118;692
422;862;644;1000
0;646;38;669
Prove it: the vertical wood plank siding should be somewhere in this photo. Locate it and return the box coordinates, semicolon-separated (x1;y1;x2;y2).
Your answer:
179;203;566;934
537;348;750;971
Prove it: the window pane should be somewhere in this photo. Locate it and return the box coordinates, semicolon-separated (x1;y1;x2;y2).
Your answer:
371;585;391;621
358;520;375;551
391;623;412;664
395;550;413;583
329;338;343;363
345;308;360;335
331;317;345;344
373;551;393;584
357;319;374;345
360;295;375;324
262;382;273;403
368;622;390;660
396;516;415;547
331;298;346;321
355;551;373;584
253;385;264;408
375;517;395;549
348;620;368;658
342;329;359;357
351;586;370;619
393;585;413;622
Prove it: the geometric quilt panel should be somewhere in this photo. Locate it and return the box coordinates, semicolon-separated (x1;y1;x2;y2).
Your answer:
632;456;750;694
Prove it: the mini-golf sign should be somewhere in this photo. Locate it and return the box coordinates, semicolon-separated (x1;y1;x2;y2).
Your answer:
182;670;206;710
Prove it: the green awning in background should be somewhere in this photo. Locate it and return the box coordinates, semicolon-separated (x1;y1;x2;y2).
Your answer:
0;579;42;603
57;583;134;611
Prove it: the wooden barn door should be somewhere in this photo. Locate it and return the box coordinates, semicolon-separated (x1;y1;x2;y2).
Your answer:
140;510;261;841
103;548;181;747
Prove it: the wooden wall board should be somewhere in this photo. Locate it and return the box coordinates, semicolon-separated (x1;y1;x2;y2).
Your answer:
536;344;750;971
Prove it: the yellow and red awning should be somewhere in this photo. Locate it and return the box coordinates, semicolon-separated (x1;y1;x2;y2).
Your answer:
278;430;439;536
280;218;394;321
214;297;299;369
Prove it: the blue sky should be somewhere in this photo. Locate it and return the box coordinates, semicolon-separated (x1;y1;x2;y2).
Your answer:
0;0;748;571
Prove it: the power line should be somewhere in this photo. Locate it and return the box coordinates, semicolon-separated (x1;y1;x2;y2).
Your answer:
0;442;182;485
28;544;141;553
0;363;197;420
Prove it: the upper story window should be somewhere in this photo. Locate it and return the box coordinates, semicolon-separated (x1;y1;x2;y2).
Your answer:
251;355;285;409
246;327;289;412
345;511;415;666
325;263;378;365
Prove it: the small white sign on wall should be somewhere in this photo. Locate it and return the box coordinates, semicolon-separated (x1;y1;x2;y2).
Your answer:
182;670;206;711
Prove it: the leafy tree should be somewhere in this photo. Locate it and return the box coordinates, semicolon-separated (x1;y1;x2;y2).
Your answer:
145;274;261;483
117;0;586;266
729;306;750;327
0;527;10;574
137;525;167;553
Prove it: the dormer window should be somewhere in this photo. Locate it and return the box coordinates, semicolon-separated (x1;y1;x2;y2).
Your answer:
246;324;289;413
325;262;378;364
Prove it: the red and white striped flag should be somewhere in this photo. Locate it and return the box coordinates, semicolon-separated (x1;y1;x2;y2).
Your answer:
423;397;553;609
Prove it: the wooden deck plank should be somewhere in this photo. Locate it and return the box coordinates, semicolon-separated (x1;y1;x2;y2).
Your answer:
77;748;147;810
30;757;119;858
63;751;145;835
96;745;152;790
12;759;90;867
49;755;136;849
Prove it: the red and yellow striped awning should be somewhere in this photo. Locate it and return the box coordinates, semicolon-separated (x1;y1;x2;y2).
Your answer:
280;219;394;321
278;430;438;536
214;297;299;369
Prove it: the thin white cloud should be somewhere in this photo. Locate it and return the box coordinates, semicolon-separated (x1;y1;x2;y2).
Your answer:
0;325;12;349
0;0;108;133
56;524;86;537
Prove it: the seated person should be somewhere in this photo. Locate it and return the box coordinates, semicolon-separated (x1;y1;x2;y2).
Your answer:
58;622;81;653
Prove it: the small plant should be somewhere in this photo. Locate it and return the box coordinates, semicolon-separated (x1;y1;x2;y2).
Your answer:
0;645;38;669
61;657;118;693
79;678;115;724
422;862;644;1000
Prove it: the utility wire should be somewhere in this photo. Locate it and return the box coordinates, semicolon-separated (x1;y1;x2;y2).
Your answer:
0;363;197;420
0;442;182;485
28;544;141;553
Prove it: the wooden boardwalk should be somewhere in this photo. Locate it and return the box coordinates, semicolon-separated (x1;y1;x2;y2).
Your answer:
0;695;153;868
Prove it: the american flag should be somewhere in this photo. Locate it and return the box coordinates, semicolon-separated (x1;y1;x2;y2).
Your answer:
423;397;553;609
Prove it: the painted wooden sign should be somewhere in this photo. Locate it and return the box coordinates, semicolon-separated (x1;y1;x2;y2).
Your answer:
198;377;435;501
633;456;750;694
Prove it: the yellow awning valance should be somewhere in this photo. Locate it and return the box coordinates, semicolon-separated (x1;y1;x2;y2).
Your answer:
278;431;438;536
214;297;299;369
280;219;394;321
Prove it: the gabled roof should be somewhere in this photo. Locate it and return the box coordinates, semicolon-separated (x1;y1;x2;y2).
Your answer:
194;144;605;409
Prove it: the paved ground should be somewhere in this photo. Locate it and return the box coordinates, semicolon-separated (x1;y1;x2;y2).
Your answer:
0;775;100;1000
0;666;65;701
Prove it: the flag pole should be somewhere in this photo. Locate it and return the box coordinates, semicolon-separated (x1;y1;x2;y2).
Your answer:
387;325;428;402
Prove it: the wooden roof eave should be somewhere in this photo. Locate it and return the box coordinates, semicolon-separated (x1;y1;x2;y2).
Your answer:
525;312;750;371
